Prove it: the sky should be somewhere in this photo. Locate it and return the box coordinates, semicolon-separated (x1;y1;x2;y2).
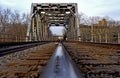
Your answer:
50;26;65;36
0;0;120;21
0;0;120;35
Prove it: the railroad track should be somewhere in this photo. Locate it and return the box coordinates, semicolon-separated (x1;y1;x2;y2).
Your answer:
0;42;49;56
0;41;119;78
0;42;85;78
0;42;57;77
40;43;84;78
63;41;120;78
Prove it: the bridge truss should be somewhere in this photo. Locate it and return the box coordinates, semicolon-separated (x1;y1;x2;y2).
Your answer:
28;3;80;41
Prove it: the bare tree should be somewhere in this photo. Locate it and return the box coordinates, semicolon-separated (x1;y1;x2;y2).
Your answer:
0;7;29;42
78;13;89;25
21;13;30;25
10;10;22;24
0;8;11;26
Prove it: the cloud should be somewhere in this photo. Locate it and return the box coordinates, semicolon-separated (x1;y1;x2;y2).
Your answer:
32;0;79;3
0;0;120;20
50;26;65;36
0;0;16;8
77;0;120;20
0;0;32;13
100;8;120;20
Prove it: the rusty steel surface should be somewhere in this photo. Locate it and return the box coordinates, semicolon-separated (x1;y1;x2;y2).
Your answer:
0;42;49;56
0;43;57;77
63;42;120;78
40;43;84;78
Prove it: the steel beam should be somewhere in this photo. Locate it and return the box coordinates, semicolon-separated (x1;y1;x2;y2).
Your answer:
29;3;80;41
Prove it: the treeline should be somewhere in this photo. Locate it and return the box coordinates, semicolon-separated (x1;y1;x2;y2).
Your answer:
0;7;30;42
78;12;120;43
0;7;120;43
78;12;120;26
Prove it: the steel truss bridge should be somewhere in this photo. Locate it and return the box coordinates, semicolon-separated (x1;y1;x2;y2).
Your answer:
0;3;120;78
28;3;80;41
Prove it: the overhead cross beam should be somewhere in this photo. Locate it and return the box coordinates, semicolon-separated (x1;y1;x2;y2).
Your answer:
28;3;80;41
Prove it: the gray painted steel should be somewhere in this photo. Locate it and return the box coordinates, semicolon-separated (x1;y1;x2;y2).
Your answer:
29;3;80;41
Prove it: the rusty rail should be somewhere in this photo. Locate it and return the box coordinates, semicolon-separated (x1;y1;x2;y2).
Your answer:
40;43;84;78
63;42;120;78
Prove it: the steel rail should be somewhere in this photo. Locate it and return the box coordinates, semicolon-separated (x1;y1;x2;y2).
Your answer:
40;43;84;78
0;42;49;56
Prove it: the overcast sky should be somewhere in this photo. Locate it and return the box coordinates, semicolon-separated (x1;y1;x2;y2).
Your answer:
0;0;120;35
0;0;120;21
50;26;65;36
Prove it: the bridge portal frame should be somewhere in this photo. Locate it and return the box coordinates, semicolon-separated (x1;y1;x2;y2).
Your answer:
28;3;80;41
